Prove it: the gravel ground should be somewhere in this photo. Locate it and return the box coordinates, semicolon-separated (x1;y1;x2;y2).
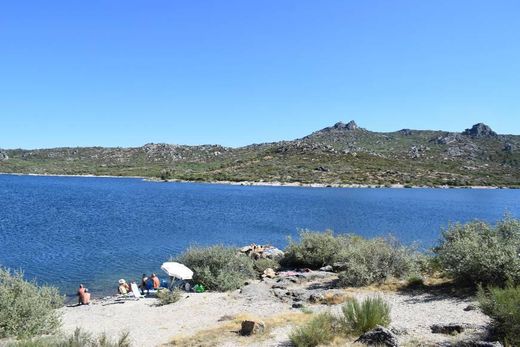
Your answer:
59;272;492;346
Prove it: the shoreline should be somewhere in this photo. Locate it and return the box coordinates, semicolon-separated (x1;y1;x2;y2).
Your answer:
0;171;511;189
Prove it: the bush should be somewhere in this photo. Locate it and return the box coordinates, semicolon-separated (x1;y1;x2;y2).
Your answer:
406;274;425;287
253;258;280;273
477;284;520;346
336;237;417;287
434;216;520;286
283;230;348;269
0;268;63;339
174;245;256;291
289;312;338;347
9;328;131;347
156;288;182;306
341;297;391;335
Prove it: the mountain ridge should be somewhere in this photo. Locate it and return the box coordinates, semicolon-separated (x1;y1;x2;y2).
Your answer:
1;121;519;187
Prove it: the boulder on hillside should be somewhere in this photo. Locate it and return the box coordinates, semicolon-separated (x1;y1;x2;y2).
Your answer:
0;151;8;162
462;123;497;138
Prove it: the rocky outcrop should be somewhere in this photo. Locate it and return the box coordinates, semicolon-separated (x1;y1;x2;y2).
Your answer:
462;123;497;138
335;120;359;130
0;151;8;161
432;133;464;145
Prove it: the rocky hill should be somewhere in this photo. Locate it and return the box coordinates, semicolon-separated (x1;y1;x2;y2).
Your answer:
1;122;519;187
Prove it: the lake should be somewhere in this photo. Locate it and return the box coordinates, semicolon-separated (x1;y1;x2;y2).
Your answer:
0;174;518;297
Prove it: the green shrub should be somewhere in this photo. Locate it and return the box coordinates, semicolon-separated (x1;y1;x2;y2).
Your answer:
336;237;417;287
253;258;280;273
434;216;520;286
9;328;131;347
289;312;338;347
156;288;182;306
174;245;256;291
0;268;63;339
283;230;348;269
477;284;520;346
341;297;391;335
406;274;425;287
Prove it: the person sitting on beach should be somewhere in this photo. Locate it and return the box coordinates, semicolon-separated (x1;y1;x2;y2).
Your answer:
139;273;149;295
118;279;130;294
77;284;91;305
151;273;160;290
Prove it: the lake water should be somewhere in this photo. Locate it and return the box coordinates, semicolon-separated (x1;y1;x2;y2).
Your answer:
0;174;518;297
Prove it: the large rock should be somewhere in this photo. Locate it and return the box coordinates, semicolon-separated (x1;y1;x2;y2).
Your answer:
333;120;359;130
240;320;265;336
354;325;399;346
332;262;349;272
0;151;8;162
462;123;497;138
263;268;276;279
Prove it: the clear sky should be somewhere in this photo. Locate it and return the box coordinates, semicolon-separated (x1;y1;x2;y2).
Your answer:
1;1;519;149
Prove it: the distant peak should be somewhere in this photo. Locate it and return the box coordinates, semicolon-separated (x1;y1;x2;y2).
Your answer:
333;120;359;131
462;123;497;138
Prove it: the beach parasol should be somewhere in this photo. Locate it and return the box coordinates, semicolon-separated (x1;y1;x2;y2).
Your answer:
160;262;193;280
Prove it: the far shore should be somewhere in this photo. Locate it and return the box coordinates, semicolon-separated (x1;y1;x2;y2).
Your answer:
0;171;513;189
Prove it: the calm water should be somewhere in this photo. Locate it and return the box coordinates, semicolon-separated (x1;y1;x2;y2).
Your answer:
0;174;518;297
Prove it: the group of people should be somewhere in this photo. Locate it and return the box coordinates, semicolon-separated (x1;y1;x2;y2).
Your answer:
117;273;161;295
76;273;162;304
138;273;161;294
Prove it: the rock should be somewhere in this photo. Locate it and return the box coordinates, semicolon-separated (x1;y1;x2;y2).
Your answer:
462;123;497;138
292;302;305;309
288;289;308;301
432;133;464;145
354;325;399;347
463;304;478;311
0;151;8;162
503;143;514;153
240;320;265;336
332;120;359;130
399;129;413;136
430;323;465;335
319;265;333;272
472;342;503;347
240;245;252;253
263;268;276;279
263;247;284;260
308;293;325;303
332;262;349;272
315;166;330;172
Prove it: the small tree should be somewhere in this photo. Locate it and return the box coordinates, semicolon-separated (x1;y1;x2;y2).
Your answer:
0;268;63;338
434;216;520;287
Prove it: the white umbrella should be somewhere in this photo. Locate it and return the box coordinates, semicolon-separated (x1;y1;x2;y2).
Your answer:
160;262;193;280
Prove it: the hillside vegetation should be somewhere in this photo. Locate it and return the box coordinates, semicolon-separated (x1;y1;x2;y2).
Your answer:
1;121;519;187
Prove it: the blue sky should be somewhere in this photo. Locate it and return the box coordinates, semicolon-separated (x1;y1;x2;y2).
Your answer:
1;1;519;148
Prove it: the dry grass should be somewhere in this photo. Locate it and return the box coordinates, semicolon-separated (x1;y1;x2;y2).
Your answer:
322;292;352;305
167;311;312;346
